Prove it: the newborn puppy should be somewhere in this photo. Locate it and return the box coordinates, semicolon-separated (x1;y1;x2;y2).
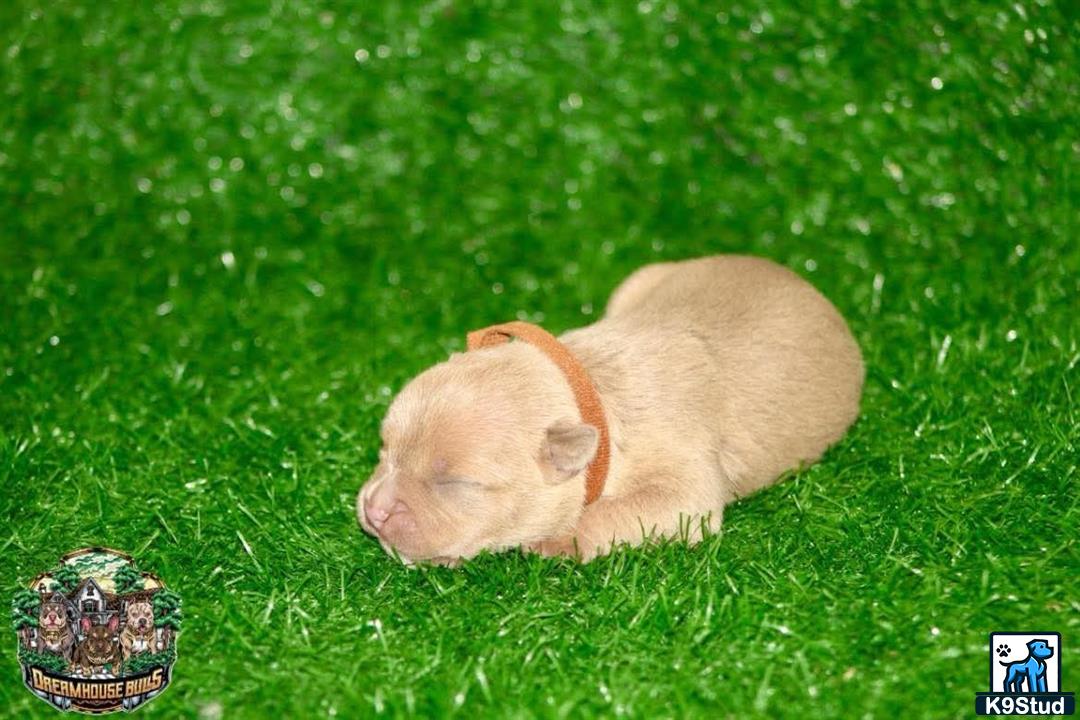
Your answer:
357;255;864;563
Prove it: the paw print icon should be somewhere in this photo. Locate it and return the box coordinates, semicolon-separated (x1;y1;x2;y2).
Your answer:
995;643;1010;658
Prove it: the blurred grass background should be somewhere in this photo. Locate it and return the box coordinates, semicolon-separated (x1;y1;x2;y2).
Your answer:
1;0;1077;717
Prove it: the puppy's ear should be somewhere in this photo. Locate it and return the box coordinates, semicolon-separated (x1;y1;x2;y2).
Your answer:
543;419;598;480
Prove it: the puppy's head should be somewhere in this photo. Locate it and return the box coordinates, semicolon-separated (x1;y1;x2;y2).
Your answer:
125;601;154;633
357;344;599;564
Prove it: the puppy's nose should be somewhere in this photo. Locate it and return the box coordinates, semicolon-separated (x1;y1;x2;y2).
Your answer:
365;499;389;529
364;498;408;532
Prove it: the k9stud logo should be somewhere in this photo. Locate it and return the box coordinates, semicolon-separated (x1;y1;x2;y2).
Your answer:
12;547;182;713
976;632;1075;715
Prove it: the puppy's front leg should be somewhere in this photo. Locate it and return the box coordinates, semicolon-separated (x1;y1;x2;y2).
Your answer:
532;483;725;561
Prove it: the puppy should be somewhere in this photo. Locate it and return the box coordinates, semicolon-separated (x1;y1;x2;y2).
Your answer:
357;255;864;563
37;598;75;659
119;601;156;660
71;616;121;675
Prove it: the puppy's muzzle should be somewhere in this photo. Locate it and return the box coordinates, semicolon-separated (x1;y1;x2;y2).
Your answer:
363;497;410;534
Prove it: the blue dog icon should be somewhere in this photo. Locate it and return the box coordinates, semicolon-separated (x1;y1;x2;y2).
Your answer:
1001;639;1054;693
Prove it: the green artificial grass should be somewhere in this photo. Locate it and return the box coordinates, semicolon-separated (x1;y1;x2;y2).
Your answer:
1;0;1077;717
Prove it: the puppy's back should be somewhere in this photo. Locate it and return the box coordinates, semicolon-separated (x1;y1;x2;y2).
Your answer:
608;255;864;495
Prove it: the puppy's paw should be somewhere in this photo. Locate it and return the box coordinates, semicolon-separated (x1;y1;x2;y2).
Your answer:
524;536;579;559
525;535;609;562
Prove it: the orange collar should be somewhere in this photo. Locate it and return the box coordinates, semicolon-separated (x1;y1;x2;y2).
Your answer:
466;321;610;504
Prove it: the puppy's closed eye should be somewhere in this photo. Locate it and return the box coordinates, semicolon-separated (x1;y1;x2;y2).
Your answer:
432;477;484;491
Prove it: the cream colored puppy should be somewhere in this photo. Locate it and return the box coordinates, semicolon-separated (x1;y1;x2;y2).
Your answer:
357;255;864;563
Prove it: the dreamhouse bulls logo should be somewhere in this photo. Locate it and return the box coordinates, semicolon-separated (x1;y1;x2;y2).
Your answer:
12;547;181;713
